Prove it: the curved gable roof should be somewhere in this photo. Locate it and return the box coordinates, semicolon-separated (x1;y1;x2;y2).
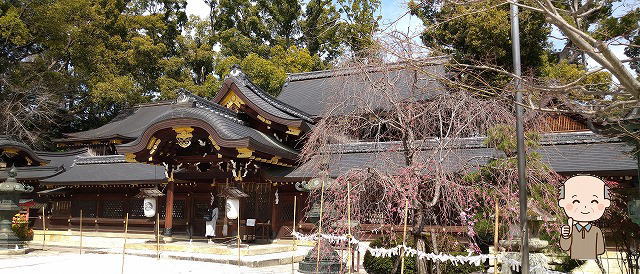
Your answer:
57;102;175;143
213;68;314;130
0;136;48;165
0;141;88;180
117;103;298;161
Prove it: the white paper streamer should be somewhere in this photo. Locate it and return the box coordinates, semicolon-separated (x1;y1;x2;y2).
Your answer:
292;232;562;273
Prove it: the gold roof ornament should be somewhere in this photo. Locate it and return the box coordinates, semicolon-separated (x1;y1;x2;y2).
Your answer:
173;127;194;148
220;91;245;111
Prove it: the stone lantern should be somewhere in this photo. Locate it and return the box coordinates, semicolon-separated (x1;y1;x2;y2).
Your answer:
296;177;344;274
0;167;33;250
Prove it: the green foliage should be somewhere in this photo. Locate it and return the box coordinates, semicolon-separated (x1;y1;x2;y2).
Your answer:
1;0;383;147
337;0;381;56
216;46;321;95
411;0;550;86
301;0;343;61
207;0;379;59
485;124;541;157
363;235;483;274
364;236;417;274
541;58;613;100
593;8;640;75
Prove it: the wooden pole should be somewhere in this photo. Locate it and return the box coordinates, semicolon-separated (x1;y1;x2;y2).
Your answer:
80;209;83;255
42;206;46;250
164;178;175;241
292;195;297;274
493;200;500;274
121;213;129;274
156;212;160;259
400;199;409;274
238;216;241;271
347;180;352;274
316;180;326;274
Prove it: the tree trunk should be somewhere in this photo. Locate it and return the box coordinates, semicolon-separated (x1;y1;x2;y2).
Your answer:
416;235;429;274
431;232;441;274
413;205;429;274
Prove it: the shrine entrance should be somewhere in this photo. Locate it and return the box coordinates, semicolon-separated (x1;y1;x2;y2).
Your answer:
116;101;298;242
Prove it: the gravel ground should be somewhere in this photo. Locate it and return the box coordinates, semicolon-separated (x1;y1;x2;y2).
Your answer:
0;250;301;274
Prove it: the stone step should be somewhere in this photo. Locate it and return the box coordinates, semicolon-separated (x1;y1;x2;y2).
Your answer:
30;230;296;256
85;246;314;268
30;241;297;256
124;242;295;256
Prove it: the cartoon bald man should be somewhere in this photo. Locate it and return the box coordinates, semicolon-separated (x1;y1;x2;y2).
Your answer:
558;175;611;260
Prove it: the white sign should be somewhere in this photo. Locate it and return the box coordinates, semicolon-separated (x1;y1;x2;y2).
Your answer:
246;219;256;227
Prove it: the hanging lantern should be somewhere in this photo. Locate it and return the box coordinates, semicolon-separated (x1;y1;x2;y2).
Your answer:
135;188;164;218
226;198;240;219
143;197;157;218
219;187;248;220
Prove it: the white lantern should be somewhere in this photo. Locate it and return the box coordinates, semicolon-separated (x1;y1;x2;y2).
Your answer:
226;198;240;219
143;197;157;218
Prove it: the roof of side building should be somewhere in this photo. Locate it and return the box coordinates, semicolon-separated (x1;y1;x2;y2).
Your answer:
285;131;637;178
277;58;448;117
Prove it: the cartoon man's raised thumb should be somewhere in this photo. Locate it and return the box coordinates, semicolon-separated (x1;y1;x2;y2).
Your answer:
561;217;573;238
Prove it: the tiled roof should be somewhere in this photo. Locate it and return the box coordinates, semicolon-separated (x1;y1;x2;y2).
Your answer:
58;102;176;142
0;135;49;164
116;105;299;160
74;155;126;165
285;131;636;178
0;137;90;180
36;148;90;169
178;91;244;124
40;154;168;185
228;72;314;123
56;89;298;160
277;59;447;116
0;166;64;180
321;131;620;154
40;160;166;185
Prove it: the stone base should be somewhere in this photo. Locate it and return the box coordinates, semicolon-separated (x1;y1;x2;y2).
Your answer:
499;237;549;252
0;248;32;255
500;252;551;274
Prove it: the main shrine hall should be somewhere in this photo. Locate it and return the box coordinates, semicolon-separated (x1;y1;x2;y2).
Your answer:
1;63;638;243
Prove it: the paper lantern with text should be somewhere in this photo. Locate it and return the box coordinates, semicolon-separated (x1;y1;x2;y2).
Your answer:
218;187;248;220
143;197;157;218
135;188;163;218
226;198;239;219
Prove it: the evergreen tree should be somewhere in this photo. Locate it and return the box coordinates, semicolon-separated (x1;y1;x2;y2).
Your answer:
338;0;381;57
302;0;343;61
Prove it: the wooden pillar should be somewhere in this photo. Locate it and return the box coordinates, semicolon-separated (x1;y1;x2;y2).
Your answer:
270;184;278;239
186;191;193;239
164;179;175;242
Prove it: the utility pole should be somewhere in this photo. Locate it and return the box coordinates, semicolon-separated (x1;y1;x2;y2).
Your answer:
510;0;529;272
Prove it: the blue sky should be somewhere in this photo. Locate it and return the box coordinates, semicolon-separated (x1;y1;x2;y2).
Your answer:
185;0;423;35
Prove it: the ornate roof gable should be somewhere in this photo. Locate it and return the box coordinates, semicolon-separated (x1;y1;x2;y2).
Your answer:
212;66;314;137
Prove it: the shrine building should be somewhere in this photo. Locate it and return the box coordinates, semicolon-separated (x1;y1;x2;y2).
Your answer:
1;63;638;242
